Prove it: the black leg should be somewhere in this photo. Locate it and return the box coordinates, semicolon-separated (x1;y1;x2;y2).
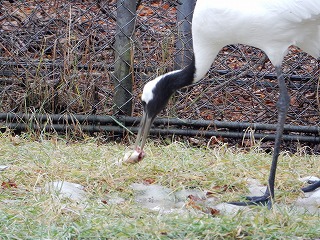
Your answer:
266;65;290;205
230;65;290;208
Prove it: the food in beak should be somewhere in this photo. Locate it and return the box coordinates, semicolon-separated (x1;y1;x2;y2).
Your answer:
122;147;145;164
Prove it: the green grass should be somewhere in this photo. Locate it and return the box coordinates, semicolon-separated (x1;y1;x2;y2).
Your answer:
0;132;319;239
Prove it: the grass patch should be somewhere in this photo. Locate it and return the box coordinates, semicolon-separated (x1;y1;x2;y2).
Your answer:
0;132;319;239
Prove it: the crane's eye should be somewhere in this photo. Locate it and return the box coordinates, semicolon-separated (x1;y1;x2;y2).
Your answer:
142;100;146;108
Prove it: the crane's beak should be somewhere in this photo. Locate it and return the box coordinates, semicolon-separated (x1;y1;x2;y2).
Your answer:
134;111;152;153
123;111;152;163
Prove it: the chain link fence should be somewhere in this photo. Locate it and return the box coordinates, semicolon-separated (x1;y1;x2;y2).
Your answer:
0;0;319;145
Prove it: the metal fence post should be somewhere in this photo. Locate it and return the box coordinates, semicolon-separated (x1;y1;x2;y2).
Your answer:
175;0;196;69
113;0;136;115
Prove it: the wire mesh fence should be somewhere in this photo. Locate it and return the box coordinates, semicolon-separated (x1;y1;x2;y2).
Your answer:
0;0;319;144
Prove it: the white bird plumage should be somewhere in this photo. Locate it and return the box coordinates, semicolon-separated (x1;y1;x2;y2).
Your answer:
192;0;320;81
127;0;320;207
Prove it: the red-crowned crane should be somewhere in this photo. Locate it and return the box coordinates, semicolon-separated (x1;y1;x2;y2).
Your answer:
125;0;320;207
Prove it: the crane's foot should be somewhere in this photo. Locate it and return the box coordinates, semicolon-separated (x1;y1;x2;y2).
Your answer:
228;193;272;209
301;180;320;193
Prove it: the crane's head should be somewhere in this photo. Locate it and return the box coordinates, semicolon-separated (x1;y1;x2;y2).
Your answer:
137;75;175;155
123;62;195;163
123;73;176;163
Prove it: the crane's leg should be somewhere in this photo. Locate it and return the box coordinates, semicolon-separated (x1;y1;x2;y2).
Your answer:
230;65;290;208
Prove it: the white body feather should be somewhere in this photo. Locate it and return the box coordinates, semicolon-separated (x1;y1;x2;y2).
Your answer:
192;0;320;81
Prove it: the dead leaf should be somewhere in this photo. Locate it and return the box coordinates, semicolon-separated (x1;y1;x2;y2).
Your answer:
143;178;155;185
205;191;215;197
186;198;202;211
208;207;220;216
1;180;17;189
187;194;204;201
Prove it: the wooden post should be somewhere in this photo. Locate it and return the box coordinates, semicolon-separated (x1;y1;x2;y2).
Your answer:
113;0;136;115
175;0;196;69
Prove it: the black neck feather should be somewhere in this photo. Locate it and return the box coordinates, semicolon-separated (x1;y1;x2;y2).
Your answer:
168;56;196;91
143;56;196;119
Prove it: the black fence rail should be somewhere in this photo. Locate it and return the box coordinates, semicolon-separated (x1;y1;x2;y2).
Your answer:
1;113;319;143
0;0;319;146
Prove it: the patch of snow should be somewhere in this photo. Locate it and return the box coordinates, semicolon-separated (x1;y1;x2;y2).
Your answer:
130;183;177;213
214;203;246;215
130;176;320;215
44;181;86;202
104;193;125;205
0;165;9;171
175;188;206;202
246;178;266;197
130;183;245;215
299;176;320;183
295;188;320;214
